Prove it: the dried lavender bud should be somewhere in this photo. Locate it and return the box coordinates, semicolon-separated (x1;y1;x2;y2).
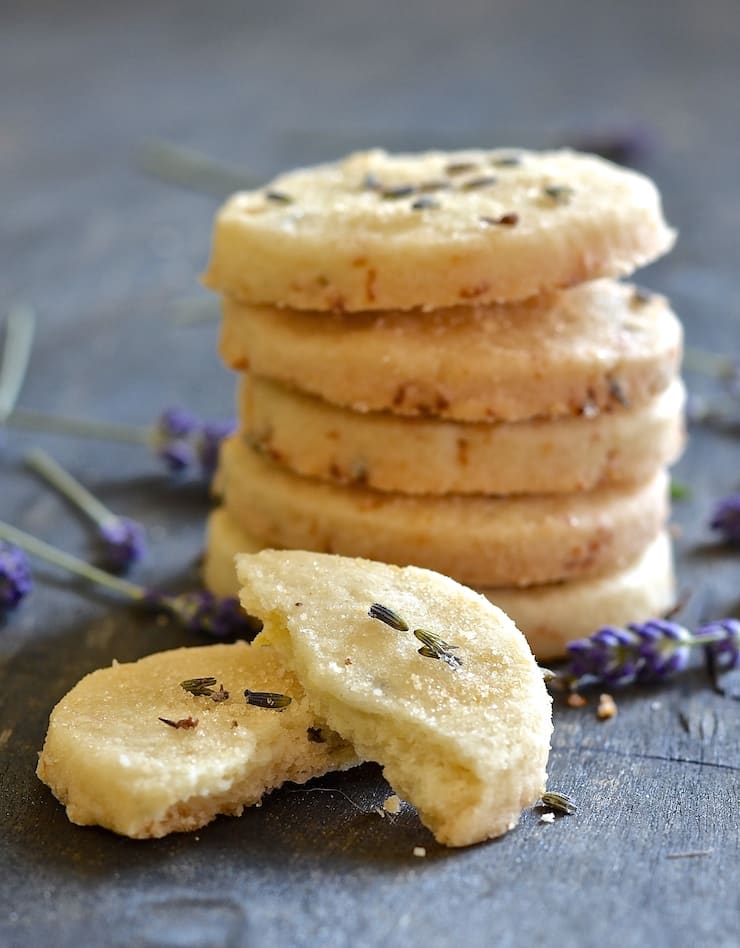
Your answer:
181;677;218;696
98;517;147;572
540;791;577;815
542;185;574;204
0;542;32;614
244;689;292;710
381;184;416;199
265;190;292;204
413;628;462;669
368;602;409;631
709;493;740;544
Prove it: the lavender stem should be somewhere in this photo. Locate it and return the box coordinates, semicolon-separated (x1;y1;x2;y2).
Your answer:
0;521;145;600
6;409;152;445
0;304;36;423
25;448;117;529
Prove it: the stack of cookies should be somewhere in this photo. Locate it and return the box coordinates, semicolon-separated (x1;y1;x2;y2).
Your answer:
202;148;683;660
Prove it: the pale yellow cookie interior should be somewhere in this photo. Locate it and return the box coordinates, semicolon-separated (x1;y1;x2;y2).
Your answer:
239;373;685;495
205;148;675;310
220;280;682;422
37;642;357;838
236;549;552;847
219;433;669;587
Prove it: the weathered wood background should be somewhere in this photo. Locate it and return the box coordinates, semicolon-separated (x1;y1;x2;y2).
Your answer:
1;2;738;946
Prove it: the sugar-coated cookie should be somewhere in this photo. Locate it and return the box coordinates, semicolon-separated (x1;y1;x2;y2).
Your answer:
487;530;675;660
202;511;675;661
235;549;552;846
240;374;685;495
204;148;675;311
37;642;357;838
220;281;682;422
218;434;669;587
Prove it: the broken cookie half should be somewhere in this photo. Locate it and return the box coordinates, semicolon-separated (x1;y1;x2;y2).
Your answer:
236;550;553;847
36;641;357;838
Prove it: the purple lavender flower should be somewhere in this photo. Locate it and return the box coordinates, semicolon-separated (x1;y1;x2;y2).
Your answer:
98;517;147;572
197;419;235;480
155;407;233;478
564;617;739;688
710;493;740;544
566;625;641;686
632;619;693;680
151;590;263;641
0;542;32;614
158;407;199;439
155;407;199;473
0;519;262;640
696;618;740;671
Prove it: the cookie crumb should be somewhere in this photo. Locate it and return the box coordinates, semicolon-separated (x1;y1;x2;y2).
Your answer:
540;812;555;824
567;692;588;708
383;794;402;814
597;693;618;720
413;846;427;858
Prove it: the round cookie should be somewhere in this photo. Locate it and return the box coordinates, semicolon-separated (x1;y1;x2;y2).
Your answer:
203;510;675;662
235;549;552;846
37;642;357;838
240;374;686;495
220;281;682;422
204;148;675;311
487;531;675;661
217;434;670;588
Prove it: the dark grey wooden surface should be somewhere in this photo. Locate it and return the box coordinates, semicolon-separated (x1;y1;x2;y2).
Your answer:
1;2;739;947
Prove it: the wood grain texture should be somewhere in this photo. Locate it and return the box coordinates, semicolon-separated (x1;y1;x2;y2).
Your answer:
1;2;739;946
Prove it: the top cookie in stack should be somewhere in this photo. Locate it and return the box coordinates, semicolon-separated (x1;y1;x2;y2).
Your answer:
204;148;674;310
203;148;681;661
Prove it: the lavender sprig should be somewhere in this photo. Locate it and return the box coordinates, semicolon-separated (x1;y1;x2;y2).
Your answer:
0;303;36;424
5;406;235;481
0;542;32;615
709;493;740;544
25;447;147;572
0;520;261;641
562;618;739;689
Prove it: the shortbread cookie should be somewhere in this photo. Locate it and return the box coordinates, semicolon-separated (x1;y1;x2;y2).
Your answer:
240;374;685;495
488;530;675;660
220;281;682;422
235;550;552;846
204;148;675;311
37;642;357;838
219;434;669;587
204;513;674;661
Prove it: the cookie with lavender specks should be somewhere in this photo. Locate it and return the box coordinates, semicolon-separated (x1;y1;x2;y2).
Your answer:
204;148;675;311
235;549;552;846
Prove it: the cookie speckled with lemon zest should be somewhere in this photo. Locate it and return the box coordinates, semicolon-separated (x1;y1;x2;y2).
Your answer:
204;148;675;311
235;549;552;846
